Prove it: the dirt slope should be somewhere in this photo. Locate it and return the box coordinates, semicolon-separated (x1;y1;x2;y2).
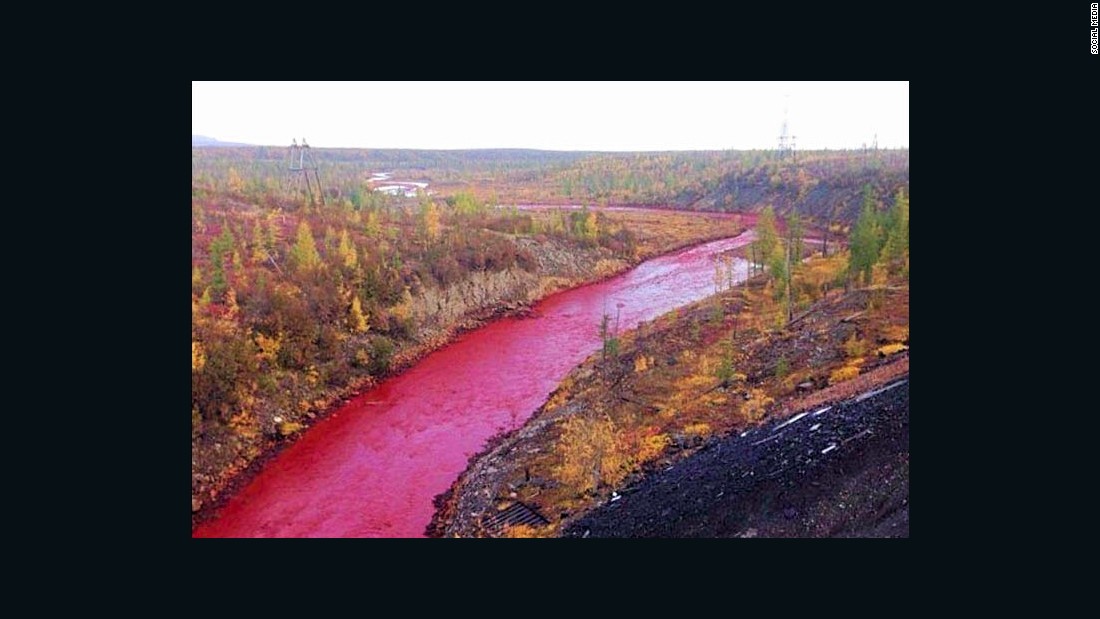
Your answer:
563;378;909;538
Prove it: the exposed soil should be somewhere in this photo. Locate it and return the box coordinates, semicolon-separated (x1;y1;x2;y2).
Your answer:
563;377;909;538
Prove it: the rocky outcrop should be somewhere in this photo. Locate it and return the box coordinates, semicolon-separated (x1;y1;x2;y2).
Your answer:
414;268;540;331
413;239;629;340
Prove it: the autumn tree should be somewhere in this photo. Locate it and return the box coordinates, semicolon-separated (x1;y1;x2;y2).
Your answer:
227;167;245;193
209;225;236;301
349;293;369;333
419;198;441;243
289;220;321;273
880;188;909;275
451;191;483;216
265;214;281;253
768;248;789;301
192;340;205;371
849;185;884;285
788;211;804;263
599;312;620;362
753;206;779;269
338;229;358;270
390;287;416;337
364;209;381;238
324;226;338;256
193;204;206;235
555;413;628;495
585;209;598;241
714;343;735;387
780;210;804;322
250;221;269;265
191;324;257;423
571;206;598;243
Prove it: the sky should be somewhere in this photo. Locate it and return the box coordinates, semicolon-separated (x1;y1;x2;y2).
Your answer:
192;82;908;152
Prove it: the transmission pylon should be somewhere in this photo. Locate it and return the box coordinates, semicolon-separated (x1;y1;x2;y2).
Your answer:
777;97;796;160
286;138;325;205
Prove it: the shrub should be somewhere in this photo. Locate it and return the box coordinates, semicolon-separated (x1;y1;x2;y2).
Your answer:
710;302;724;324
278;421;304;437
683;423;712;437
501;523;543;538
370;336;395;375
352;346;371;369
603;336;620;360
877;343;908;357
775;356;790;380
742;389;774;421
843;333;867;358
881;324;909;343
829;365;860;384
636;433;670;462
430;254;463;287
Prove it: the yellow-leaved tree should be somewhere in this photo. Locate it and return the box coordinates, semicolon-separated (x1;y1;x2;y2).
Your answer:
419;199;441;242
289;220;321;273
227;167;245;193
584;210;598;240
192;341;205;371
365;210;381;238
338;229;358;270
555;413;629;496
349;294;370;333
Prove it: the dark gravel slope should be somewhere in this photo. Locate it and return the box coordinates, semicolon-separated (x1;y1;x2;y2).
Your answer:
563;378;909;538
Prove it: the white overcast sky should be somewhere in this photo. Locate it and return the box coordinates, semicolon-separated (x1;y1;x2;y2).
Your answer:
192;81;908;151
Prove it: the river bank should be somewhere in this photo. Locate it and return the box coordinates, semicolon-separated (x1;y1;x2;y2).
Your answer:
193;216;745;534
429;258;909;537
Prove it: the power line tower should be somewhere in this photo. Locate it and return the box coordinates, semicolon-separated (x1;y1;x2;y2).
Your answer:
777;98;796;160
286;138;325;206
864;133;879;162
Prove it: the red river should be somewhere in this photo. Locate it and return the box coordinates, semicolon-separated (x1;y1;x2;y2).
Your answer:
194;231;757;537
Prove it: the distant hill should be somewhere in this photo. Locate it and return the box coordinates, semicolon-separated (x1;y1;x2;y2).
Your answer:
192;135;248;147
670;154;910;226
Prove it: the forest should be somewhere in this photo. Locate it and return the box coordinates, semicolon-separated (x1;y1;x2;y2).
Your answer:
191;145;908;520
